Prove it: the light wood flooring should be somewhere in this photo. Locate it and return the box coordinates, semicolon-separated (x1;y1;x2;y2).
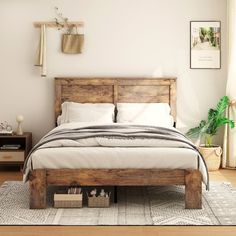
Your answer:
0;166;236;236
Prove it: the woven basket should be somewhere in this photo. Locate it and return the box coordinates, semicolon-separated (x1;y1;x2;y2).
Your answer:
54;193;82;208
87;195;110;208
198;145;222;171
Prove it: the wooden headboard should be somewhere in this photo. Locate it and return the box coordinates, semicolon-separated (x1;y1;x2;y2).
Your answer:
55;77;177;123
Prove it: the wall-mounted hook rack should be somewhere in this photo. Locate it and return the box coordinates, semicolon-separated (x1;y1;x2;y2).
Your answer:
33;21;84;28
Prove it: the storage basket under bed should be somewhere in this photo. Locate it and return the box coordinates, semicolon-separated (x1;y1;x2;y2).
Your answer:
54;193;83;208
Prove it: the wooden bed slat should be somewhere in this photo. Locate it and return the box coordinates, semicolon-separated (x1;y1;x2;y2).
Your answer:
46;169;186;186
118;85;170;103
62;85;114;103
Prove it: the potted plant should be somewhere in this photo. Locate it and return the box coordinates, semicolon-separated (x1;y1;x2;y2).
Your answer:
186;96;235;171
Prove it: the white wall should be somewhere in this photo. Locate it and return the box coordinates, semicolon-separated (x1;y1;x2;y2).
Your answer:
0;0;227;144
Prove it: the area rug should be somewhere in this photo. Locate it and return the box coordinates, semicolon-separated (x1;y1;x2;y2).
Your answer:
0;181;236;225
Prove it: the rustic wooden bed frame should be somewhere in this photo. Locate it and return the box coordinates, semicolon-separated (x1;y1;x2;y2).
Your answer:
29;77;202;209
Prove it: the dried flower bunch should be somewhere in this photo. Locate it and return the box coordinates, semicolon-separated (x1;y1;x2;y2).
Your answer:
54;7;74;34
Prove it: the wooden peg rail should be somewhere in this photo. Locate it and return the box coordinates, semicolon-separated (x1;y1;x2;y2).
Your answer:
33;21;84;28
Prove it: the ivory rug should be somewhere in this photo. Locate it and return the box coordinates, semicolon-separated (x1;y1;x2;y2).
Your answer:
0;181;236;225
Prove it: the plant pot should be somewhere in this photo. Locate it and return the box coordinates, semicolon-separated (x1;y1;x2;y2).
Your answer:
198;145;222;171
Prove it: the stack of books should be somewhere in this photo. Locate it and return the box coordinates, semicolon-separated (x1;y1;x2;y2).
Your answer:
0;130;13;135
0;144;21;150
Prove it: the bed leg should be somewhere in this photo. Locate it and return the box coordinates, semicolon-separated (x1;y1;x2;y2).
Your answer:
29;169;47;209
185;170;202;209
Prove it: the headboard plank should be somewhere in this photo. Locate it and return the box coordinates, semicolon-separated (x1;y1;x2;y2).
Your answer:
118;85;169;103
55;77;177;123
62;85;114;103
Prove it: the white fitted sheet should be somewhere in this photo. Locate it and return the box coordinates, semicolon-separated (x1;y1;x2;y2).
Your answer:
32;147;198;170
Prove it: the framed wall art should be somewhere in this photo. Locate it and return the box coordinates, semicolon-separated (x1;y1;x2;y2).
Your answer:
190;21;221;69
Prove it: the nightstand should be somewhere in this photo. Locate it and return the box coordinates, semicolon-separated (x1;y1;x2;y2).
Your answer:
0;132;32;167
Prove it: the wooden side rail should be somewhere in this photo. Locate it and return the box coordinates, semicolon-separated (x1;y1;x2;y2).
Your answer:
29;169;202;209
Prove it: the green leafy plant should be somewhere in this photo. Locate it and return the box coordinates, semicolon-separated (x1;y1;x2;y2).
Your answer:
186;96;235;147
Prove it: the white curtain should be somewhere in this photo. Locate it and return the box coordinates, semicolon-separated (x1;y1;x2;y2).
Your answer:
222;0;236;168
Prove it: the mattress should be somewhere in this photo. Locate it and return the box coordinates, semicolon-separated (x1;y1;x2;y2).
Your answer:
31;146;199;170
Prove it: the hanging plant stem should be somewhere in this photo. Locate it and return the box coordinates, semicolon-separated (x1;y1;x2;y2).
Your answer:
54;6;72;34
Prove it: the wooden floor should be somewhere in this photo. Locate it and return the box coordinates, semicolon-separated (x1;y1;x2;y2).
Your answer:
0;166;236;236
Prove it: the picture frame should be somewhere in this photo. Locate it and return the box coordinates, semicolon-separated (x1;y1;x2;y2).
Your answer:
190;21;221;69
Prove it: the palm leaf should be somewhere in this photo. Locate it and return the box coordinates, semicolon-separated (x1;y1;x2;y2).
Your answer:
208;109;217;121
186;96;234;144
186;120;206;138
215;96;229;117
216;117;235;128
206;96;233;135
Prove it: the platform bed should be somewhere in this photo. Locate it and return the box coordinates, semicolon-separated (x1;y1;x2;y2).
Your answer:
28;77;203;209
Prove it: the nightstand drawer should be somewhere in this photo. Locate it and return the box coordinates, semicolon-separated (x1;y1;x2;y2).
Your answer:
0;151;25;162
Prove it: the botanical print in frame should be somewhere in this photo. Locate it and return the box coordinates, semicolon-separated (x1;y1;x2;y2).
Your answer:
190;21;221;69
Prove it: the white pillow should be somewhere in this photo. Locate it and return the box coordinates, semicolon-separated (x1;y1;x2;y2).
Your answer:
116;103;173;127
59;102;115;124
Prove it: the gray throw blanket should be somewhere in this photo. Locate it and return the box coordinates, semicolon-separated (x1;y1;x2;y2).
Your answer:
23;125;209;189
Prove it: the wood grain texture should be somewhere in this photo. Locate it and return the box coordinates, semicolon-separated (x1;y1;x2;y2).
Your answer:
55;77;177;123
29;169;47;209
1;226;236;236
34;21;84;28
3;167;236;187
117;85;170;103
29;169;202;209
0;132;32;167
25;132;32;157
170;79;177;119
46;169;186;186
185;170;202;209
